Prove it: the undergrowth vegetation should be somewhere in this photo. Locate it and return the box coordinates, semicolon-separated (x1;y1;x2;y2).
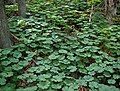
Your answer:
0;0;120;91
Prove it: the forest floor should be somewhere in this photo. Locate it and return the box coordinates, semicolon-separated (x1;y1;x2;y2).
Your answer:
0;1;120;91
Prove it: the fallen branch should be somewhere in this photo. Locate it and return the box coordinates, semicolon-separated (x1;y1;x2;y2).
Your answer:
10;33;20;43
89;5;94;22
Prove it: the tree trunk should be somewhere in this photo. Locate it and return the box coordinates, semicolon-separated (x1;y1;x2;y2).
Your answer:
0;0;12;48
17;0;26;18
4;0;16;5
104;0;119;24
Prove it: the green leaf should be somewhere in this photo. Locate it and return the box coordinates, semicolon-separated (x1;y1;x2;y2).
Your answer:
50;67;60;73
18;60;29;66
37;81;50;89
13;50;22;58
16;86;37;91
28;67;38;73
9;58;19;63
105;66;114;73
12;64;23;71
59;59;70;64
51;83;62;89
1;60;12;66
51;75;63;82
0;78;6;85
99;84;119;91
113;74;120;79
59;49;68;54
64;77;75;86
89;82;99;88
17;19;26;26
67;55;76;61
37;74;51;81
2;49;12;55
0;84;16;91
67;66;77;72
1;72;13;77
108;79;116;84
103;71;111;77
43;40;53;44
48;54;59;60
76;49;84;52
24;51;36;61
62;86;74;91
83;76;94;82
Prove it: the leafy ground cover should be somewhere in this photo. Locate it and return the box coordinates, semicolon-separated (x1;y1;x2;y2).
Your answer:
0;0;120;91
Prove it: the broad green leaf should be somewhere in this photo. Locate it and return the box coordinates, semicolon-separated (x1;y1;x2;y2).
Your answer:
51;75;63;82
0;78;6;85
51;83;62;89
16;86;37;91
48;54;59;60
59;49;68;54
37;81;50;89
2;49;12;55
13;51;22;58
67;66;77;72
62;86;74;91
108;79;116;84
83;76;94;82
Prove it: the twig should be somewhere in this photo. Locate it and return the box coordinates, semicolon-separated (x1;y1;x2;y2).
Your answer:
10;33;20;43
89;5;94;22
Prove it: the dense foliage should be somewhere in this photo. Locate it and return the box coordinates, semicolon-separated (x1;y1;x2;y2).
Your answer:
0;0;120;91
